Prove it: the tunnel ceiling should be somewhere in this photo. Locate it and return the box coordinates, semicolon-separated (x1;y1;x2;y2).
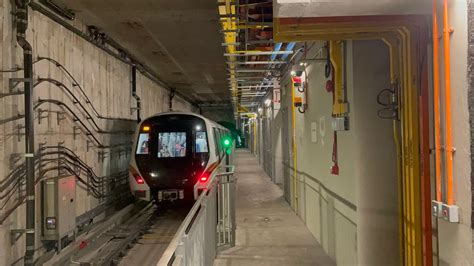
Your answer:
55;0;229;103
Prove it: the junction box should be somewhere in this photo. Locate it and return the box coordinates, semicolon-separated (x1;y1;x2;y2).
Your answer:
432;200;459;223
42;176;76;250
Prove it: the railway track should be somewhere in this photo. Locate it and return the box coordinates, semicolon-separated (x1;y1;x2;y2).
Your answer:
58;202;190;265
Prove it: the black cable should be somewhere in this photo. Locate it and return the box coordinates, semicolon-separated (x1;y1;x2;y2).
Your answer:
325;42;332;79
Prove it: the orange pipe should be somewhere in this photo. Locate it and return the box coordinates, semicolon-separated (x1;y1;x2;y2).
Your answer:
443;0;454;205
432;0;442;202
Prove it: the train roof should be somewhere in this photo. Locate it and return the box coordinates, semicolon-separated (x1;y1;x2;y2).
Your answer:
144;111;227;129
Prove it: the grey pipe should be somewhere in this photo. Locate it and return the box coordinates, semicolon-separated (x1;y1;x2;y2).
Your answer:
169;90;175;111
131;65;141;122
15;0;35;265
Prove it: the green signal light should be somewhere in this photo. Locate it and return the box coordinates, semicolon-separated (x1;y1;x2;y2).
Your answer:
222;136;232;148
223;139;231;146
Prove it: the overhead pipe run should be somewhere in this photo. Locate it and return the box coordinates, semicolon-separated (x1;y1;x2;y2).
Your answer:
38;0;75;20
15;0;36;264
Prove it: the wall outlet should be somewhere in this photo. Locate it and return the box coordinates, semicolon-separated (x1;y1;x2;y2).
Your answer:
441;204;459;223
432;200;443;217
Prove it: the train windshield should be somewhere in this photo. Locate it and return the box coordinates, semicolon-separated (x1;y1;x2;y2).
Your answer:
158;132;187;158
195;132;208;153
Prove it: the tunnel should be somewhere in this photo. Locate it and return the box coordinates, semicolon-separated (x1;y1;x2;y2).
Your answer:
0;0;473;265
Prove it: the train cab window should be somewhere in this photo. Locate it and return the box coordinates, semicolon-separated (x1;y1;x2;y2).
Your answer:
195;132;209;153
158;132;187;158
136;133;150;155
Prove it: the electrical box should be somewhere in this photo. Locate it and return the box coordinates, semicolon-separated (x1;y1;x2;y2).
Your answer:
441;204;459;223
42;176;76;250
332;117;349;131
294;96;303;107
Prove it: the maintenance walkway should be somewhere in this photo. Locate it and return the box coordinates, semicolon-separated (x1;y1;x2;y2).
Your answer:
214;149;335;266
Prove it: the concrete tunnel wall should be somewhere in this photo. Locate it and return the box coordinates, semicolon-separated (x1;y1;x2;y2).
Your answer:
259;40;400;265
0;2;194;264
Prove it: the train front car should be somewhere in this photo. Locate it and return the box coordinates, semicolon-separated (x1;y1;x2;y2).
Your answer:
129;113;211;203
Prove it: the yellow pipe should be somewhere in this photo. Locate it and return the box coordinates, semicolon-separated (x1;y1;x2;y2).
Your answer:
382;36;404;265
291;79;298;212
237;24;272;30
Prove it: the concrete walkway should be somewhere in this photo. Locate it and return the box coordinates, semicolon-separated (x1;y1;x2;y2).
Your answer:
214;149;335;266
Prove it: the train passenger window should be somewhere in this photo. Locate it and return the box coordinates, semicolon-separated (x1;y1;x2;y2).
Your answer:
158;132;187;158
213;128;220;157
195;132;208;153
218;129;224;154
217;130;223;155
136;133;150;154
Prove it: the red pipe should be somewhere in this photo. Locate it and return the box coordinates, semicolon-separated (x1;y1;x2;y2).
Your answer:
433;0;442;202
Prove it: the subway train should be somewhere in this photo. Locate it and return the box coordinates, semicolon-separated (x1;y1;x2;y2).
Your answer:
128;112;230;203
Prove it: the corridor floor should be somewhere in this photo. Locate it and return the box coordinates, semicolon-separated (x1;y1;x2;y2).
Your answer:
214;149;335;266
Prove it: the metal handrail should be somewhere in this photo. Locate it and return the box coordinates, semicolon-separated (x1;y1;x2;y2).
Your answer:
158;179;215;265
158;165;235;265
216;165;235;176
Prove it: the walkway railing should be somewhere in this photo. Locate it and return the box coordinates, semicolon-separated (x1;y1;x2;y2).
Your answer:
158;165;236;266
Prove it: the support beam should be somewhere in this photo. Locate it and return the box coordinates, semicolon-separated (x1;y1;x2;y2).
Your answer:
224;51;293;56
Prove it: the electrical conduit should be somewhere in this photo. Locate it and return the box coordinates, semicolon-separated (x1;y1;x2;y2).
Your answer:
15;0;36;264
443;0;454;205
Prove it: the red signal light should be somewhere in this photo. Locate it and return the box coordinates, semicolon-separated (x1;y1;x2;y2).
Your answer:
134;174;145;184
199;172;210;182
